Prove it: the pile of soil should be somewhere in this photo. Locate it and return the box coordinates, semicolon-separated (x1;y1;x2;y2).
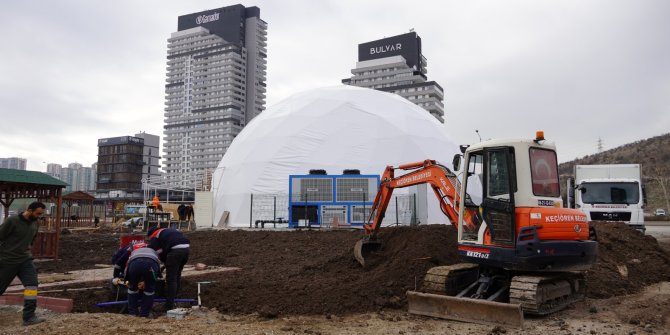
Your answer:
587;222;670;298
40;223;670;316
183;225;459;316
35;233;121;273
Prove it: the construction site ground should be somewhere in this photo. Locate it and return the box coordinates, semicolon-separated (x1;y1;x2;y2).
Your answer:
1;222;669;335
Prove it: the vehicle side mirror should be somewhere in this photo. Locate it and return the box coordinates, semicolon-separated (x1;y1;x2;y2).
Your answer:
452;154;462;171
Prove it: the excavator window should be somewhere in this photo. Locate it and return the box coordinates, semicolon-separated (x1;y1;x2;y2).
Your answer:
462;151;485;242
529;148;560;197
483;148;516;245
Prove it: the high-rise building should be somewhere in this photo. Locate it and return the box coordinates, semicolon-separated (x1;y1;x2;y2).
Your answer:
95;134;161;200
0;157;27;170
342;32;445;123
134;132;162;183
46;163;62;179
163;5;267;185
62;163;81;192
96;136;145;200
45;162;95;192
58;162;96;192
77;166;96;192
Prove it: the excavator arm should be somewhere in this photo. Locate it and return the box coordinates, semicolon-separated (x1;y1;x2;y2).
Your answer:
363;159;462;237
355;159;474;266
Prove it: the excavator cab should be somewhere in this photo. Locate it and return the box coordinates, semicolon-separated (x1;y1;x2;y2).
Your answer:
458;146;517;247
455;136;597;272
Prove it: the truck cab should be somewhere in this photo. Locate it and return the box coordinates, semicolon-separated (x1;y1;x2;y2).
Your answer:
569;164;645;233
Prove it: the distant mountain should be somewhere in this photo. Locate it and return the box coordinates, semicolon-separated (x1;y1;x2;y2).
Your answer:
558;133;670;213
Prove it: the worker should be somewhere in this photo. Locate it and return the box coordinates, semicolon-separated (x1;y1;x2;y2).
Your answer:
147;227;190;311
111;241;148;279
0;202;47;326
125;245;161;317
151;196;161;211
185;204;194;222
177;203;186;221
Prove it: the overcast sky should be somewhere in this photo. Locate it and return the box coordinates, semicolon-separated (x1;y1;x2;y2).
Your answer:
1;0;668;171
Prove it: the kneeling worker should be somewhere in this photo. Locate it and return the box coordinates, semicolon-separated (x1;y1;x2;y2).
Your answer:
125;245;161;317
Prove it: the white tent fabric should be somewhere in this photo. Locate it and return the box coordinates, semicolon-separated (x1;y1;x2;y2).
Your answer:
211;86;461;227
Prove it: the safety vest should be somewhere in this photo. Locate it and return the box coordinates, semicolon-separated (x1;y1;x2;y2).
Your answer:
132;242;147;250
149;228;164;239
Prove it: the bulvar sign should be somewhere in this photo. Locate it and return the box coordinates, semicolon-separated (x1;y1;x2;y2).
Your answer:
370;43;402;55
358;32;421;71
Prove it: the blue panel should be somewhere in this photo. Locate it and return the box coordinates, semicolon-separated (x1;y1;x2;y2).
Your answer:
288;174;380;227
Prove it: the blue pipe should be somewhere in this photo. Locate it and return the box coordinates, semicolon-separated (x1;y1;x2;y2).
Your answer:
96;298;196;307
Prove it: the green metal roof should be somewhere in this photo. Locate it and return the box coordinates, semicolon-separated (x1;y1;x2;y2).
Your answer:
0;168;67;187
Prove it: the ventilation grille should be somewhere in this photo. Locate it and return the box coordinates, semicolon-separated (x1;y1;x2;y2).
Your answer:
336;178;377;202
351;205;373;223
321;205;347;225
292;178;333;202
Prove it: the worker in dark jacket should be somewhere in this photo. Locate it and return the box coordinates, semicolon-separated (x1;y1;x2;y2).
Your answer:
147;227;190;311
0;202;47;326
111;241;148;279
125;246;161;317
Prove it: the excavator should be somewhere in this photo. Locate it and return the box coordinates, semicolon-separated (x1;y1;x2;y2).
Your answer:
354;132;598;327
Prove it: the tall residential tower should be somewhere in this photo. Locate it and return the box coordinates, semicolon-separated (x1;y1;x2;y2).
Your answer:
163;5;267;185
0;157;27;170
342;32;445;123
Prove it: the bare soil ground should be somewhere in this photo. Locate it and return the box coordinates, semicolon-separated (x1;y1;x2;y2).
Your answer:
1;223;669;334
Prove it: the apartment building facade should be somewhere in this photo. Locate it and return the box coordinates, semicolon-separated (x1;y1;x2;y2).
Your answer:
163;5;267;185
342;32;445;123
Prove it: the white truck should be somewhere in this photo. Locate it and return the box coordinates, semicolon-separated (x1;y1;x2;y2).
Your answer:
568;164;646;232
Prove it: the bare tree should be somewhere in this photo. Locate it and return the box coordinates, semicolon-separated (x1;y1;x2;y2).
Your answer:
648;165;670;211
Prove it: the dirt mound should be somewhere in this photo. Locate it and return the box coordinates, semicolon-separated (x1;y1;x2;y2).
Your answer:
181;225;459;315
38;224;670;316
35;233;121;274
586;222;670;298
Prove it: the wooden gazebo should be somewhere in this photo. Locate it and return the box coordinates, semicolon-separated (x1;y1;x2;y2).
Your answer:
62;191;96;228
0;168;66;259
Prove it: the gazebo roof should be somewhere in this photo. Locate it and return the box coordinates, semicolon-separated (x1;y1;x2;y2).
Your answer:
62;191;96;201
0;168;67;187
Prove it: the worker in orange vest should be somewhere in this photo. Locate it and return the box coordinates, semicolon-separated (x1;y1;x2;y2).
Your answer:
151;196;161;211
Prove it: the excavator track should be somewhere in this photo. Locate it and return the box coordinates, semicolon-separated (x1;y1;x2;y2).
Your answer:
509;274;586;315
422;263;480;295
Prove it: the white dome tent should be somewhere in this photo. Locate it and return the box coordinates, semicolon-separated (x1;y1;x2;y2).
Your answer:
210;86;460;228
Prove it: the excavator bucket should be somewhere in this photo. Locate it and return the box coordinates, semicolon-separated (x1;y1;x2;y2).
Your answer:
353;238;382;267
407;291;524;328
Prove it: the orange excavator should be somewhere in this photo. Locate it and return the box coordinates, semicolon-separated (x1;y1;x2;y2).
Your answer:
353;132;598;327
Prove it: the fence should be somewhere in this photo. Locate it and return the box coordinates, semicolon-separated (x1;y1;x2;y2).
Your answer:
48;204;107;229
249;193;417;228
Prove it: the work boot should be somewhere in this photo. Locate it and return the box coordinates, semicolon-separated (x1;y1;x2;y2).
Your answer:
23;315;46;326
140;294;154;318
127;293;140;316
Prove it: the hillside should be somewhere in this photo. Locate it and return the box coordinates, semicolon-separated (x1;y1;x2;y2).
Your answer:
558;133;670;213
